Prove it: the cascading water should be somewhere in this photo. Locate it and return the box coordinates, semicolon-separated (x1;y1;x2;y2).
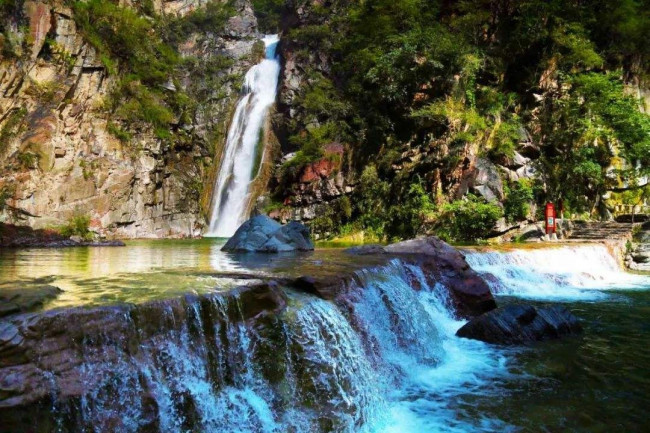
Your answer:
464;244;650;301
207;35;281;237
30;259;511;433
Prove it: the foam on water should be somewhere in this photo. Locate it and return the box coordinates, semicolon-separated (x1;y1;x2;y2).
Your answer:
350;261;515;433
465;244;650;301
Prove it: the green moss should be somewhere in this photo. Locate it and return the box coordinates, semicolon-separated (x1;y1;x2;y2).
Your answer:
0;107;27;153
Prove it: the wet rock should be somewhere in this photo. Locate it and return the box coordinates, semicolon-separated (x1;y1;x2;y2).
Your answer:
222;216;314;253
456;304;583;345
345;245;386;255
0;281;289;432
292;275;344;300
385;237;497;317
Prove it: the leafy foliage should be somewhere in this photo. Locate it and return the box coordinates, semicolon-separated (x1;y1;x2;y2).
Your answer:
59;215;93;241
504;179;535;223
437;195;503;242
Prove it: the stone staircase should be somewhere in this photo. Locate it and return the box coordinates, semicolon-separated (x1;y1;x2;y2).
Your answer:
567;221;635;241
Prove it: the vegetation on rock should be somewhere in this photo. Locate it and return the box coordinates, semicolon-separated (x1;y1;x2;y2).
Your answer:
263;0;650;241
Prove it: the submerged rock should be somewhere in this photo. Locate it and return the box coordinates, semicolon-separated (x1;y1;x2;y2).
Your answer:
344;244;386;255
0;285;63;317
456;304;583;345
222;215;314;252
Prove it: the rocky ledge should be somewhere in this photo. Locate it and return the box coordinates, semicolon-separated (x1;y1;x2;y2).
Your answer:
342;237;497;317
0;238;497;431
456;304;583;345
0;224;125;248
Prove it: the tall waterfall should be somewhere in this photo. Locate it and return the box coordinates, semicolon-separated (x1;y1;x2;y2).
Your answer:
207;35;281;237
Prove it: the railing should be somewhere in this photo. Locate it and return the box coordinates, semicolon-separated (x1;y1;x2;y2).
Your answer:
613;204;650;216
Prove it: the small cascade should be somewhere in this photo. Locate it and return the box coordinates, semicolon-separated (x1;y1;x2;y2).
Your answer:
207;35;281;237
11;259;514;433
465;244;650;301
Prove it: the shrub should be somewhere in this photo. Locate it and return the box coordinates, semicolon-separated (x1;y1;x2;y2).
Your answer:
437;194;503;242
504;179;534;222
0;107;27;153
59;215;93;241
16;151;39;169
107;122;132;143
385;176;435;240
251;0;284;33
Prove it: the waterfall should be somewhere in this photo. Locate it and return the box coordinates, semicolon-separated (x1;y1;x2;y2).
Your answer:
18;259;511;432
207;35;281;237
464;244;650;301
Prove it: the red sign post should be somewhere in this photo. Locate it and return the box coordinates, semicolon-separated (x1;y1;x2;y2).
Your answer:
545;202;556;235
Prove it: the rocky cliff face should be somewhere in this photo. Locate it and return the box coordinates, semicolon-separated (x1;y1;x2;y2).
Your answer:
0;0;259;238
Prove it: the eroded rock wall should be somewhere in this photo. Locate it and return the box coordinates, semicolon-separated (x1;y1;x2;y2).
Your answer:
0;0;259;238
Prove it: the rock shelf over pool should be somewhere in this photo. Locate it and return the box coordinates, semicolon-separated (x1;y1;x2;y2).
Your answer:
221;215;314;252
0;239;497;431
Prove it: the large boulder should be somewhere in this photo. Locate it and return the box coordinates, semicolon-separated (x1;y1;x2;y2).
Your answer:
456;304;583;345
384;237;497;317
222;215;314;253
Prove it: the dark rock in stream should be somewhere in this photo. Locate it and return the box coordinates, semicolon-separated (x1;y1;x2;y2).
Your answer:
456;304;583;345
222;215;314;252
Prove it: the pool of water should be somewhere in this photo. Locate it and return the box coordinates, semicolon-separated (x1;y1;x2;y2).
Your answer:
479;291;650;432
0;240;388;310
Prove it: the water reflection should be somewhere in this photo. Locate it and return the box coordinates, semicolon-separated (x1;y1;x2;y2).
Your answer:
0;240;387;310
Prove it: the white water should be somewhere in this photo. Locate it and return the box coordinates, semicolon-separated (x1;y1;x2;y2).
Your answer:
55;246;650;432
207;35;281;237
465;244;650;301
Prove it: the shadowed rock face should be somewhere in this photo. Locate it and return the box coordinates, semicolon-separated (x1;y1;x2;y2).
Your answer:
222;215;314;252
456;304;583;345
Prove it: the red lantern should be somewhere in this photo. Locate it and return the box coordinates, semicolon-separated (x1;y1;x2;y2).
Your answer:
545;202;556;235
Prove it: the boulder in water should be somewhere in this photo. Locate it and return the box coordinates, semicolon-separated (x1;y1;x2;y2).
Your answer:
384;237;497;317
456;304;583;345
344;244;386;255
222;215;314;253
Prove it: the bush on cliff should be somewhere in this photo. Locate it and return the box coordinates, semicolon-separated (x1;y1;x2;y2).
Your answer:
59;215;93;241
436;195;503;242
504;179;535;223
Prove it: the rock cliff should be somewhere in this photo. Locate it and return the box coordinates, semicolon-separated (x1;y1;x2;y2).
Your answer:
0;0;259;238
